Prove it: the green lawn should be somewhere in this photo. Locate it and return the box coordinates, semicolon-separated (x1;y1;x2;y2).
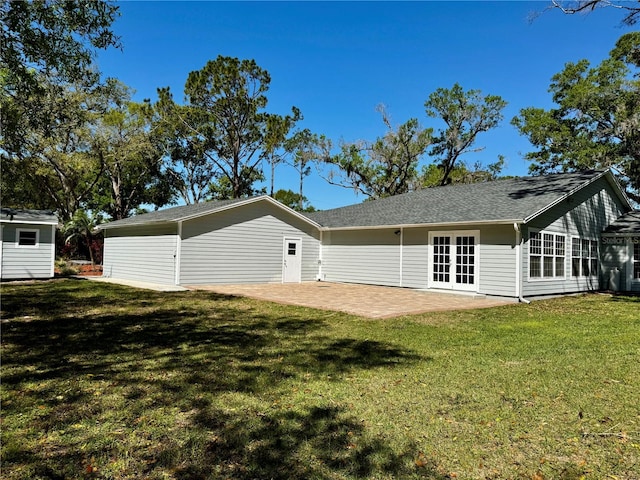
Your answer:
2;279;639;480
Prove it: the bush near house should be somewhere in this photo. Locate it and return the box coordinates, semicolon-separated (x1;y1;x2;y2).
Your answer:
1;280;638;479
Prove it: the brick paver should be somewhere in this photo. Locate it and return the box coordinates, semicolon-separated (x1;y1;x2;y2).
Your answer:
188;282;513;319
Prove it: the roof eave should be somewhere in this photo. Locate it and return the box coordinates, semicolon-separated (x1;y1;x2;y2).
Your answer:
98;195;323;231
320;218;524;231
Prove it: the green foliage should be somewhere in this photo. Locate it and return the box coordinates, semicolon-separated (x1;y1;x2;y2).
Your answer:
208;167;266;200
1;77;105;221
155;56;301;203
513;32;640;202
1;0;120;155
89;79;175;219
425;83;507;186
325;107;433;198
273;189;316;212
285;128;330;207
417;156;505;187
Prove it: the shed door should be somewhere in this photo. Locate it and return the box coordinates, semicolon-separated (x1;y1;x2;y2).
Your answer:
283;238;302;283
429;231;478;292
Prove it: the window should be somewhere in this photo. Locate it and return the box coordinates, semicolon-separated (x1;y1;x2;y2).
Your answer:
634;243;640;280
529;231;565;279
571;238;598;277
287;242;297;256
17;228;39;247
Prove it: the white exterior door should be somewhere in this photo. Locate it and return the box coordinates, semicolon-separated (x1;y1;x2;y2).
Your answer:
283;237;302;283
429;231;479;291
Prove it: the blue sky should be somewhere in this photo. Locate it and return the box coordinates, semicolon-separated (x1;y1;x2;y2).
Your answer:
96;1;634;210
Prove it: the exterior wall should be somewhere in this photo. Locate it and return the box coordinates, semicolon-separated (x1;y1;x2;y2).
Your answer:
0;223;55;279
522;176;628;296
103;224;178;285
179;202;320;285
321;229;401;287
478;225;518;297
321;224;518;296
402;227;429;288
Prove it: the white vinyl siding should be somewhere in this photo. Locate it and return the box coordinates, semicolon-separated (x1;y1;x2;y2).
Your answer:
1;224;55;279
103;224;177;285
321;229;401;287
401;228;429;289
180;202;320;285
478;225;518;297
523;176;626;296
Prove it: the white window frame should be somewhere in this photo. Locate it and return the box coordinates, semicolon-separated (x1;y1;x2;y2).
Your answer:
633;241;640;282
528;229;566;281
571;236;599;278
16;228;40;248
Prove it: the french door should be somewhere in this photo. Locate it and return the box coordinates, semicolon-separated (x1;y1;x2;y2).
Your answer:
429;231;479;291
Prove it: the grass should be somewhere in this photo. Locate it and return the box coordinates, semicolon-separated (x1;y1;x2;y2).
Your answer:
1;279;639;480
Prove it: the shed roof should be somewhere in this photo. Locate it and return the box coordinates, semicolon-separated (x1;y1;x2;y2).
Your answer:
305;170;629;229
602;210;640;235
0;208;58;225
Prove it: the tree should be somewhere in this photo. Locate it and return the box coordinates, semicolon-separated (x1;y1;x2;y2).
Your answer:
89;80;174;220
548;1;640;26
418;156;506;187
62;209;102;265
1;0;120;154
1;77;105;222
324;106;433;199
154;88;217;205
285;129;330;210
156;56;301;202
425;83;507;186
512;32;640;202
273;189;316;212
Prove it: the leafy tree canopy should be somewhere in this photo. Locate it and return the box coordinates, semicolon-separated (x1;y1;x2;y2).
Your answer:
425;83;507;186
1;0;120;153
512;32;640;202
155;56;301;202
325;107;433;199
273;189;316;212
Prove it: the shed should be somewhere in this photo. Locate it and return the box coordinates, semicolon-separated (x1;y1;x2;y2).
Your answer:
1;208;58;280
99;196;322;285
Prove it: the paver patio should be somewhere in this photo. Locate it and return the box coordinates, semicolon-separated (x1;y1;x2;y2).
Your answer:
188;282;514;318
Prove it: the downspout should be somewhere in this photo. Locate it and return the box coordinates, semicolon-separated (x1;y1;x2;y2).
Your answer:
174;221;182;286
318;230;323;281
514;223;530;304
399;227;404;287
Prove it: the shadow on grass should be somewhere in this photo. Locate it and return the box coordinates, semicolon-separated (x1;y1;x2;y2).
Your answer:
1;279;440;480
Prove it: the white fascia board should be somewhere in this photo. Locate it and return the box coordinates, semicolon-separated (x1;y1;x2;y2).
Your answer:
97;220;175;230
320;219;524;232
0;219;58;226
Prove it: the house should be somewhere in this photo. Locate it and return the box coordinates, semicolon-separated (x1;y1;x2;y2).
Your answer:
1;208;58;280
99;169;637;297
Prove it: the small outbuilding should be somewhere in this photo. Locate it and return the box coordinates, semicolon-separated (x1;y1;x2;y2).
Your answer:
0;208;58;280
100;169;637;298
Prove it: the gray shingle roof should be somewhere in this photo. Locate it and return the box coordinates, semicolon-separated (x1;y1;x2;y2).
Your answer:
99;197;252;229
305;170;622;228
603;210;640;234
0;208;58;224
